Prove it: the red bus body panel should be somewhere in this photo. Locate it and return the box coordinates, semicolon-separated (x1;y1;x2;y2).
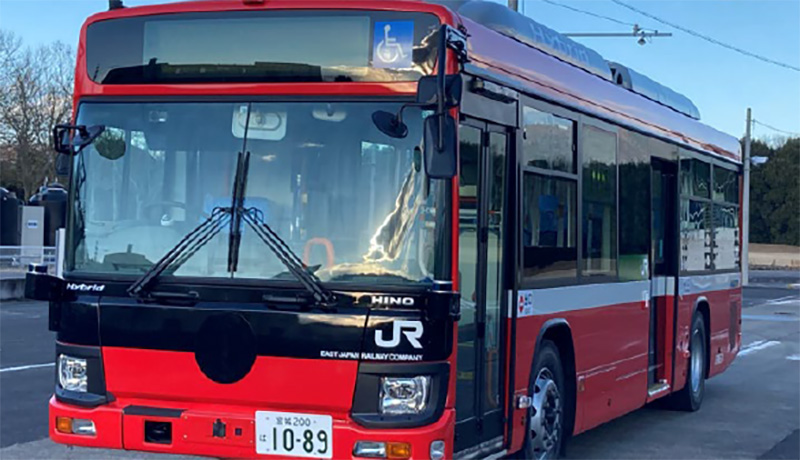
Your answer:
50;396;455;459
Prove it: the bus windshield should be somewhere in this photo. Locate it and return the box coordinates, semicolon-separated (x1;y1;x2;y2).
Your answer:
70;101;450;286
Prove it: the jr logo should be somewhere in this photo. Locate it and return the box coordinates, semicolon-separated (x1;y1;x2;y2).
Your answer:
375;320;423;349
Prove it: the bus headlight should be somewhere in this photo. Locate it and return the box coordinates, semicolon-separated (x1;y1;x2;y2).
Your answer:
380;376;430;415
58;354;88;393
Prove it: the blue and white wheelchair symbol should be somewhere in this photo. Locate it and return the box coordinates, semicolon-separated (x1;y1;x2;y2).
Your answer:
373;21;414;68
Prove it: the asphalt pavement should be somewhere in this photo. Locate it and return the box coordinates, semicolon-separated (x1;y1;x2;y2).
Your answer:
0;278;797;459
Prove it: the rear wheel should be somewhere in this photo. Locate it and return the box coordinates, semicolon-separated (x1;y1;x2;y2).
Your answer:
518;340;566;459
668;312;706;411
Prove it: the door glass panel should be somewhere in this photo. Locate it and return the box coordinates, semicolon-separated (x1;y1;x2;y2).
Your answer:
456;124;481;421
652;168;665;272
483;132;506;412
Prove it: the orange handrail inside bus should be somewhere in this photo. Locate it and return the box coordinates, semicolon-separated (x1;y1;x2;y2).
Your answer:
303;238;335;269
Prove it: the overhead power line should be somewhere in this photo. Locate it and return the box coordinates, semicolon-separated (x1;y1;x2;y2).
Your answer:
536;0;637;27
610;0;800;72
563;32;671;38
753;120;800;137
533;0;669;45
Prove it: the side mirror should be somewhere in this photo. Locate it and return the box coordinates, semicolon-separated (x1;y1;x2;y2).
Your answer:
372;110;409;139
424;114;457;179
53;124;106;156
53;127;72;155
417;74;463;108
94;129;127;160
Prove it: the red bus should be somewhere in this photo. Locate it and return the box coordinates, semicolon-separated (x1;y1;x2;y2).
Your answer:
28;0;743;459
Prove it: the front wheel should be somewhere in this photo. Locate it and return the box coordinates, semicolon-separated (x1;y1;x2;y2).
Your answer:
667;311;706;411
518;340;566;460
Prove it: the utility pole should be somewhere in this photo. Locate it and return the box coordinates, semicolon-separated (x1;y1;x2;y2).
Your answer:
742;108;752;286
508;0;519;12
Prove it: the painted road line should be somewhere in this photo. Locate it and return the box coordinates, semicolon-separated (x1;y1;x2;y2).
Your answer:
766;295;800;305
0;362;54;374
742;314;799;322
739;340;780;356
788;355;800;361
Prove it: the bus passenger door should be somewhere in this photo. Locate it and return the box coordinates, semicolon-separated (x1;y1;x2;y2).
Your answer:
649;159;677;395
455;120;508;453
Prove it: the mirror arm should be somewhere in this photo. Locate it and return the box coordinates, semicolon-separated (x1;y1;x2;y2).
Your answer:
395;101;426;126
436;25;447;153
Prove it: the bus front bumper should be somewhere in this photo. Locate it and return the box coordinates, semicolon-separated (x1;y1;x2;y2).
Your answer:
49;396;455;459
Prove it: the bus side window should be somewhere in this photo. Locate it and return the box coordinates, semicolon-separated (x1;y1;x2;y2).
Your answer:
522;174;577;281
581;125;618;277
520;104;578;283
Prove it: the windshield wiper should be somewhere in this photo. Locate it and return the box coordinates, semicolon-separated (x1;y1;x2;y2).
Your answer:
129;150;250;299
230;151;336;308
242;208;336;308
129;150;335;308
127;207;232;298
227;151;249;273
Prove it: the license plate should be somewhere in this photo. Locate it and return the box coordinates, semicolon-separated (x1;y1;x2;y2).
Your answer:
255;411;332;458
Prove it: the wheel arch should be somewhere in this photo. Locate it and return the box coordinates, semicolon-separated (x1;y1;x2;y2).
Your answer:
693;297;711;378
532;319;577;440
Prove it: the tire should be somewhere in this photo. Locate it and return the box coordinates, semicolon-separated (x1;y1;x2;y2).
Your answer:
516;340;567;460
667;312;706;411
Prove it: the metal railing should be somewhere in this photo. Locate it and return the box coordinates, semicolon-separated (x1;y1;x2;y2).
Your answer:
0;246;57;278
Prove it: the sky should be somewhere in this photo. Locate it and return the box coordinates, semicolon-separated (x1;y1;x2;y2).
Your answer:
0;0;798;140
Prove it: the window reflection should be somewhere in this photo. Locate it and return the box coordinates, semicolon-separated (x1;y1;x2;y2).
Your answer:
713;166;739;203
619;130;651;281
582;125;617;277
680;199;712;271
522;174;577;280
522;106;575;173
456;124;480;422
714;205;740;270
680;157;710;199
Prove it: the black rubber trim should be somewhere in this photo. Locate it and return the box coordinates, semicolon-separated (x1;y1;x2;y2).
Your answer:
55;386;110;408
124;406;185;418
533;318;569;356
351;362;449;429
54;342;110;408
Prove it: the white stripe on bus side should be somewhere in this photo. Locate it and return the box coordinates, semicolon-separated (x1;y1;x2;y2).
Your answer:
517;281;650;317
679;272;741;296
515;273;738;319
651;276;677;297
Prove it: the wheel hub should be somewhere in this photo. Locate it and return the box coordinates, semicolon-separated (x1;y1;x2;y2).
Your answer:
529;368;562;460
690;329;704;393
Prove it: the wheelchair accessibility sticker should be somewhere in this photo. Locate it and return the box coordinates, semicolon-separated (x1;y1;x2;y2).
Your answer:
373;21;414;68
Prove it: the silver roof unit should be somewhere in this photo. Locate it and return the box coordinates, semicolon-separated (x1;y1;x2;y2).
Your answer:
428;1;700;120
609;62;701;120
438;0;613;81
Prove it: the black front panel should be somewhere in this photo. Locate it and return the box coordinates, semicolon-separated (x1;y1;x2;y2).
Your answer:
362;309;453;363
98;300;369;360
56;300;100;346
46;283;458;364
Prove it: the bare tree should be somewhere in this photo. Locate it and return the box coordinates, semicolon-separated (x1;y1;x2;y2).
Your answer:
0;30;75;200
